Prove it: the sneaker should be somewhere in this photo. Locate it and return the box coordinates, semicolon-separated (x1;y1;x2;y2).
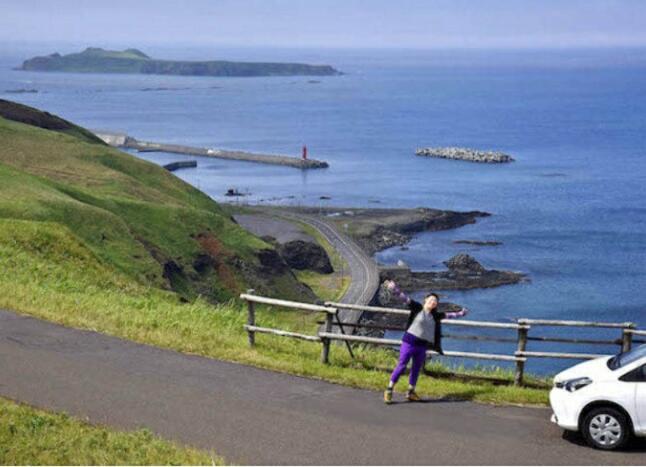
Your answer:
384;389;393;404
406;390;421;402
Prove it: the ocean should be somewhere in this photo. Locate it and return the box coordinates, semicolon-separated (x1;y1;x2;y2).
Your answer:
2;44;645;374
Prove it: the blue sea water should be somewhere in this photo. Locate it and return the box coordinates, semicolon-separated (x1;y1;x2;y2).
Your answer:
2;45;645;374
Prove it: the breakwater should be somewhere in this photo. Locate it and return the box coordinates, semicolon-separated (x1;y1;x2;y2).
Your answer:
163;160;197;171
93;131;329;169
416;147;514;163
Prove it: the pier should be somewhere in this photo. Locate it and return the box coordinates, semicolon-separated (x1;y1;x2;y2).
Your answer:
162;160;198;172
93;131;329;169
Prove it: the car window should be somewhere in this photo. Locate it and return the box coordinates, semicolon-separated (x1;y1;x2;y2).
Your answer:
619;364;646;382
608;344;646;370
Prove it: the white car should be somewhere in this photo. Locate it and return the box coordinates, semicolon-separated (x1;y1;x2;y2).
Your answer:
550;344;646;450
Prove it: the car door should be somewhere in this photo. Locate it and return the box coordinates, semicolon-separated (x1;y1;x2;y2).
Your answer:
620;364;646;434
635;365;646;434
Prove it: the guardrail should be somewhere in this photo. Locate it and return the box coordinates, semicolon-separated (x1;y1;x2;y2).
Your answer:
240;291;641;386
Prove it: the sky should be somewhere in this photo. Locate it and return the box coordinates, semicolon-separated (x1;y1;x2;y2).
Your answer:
2;0;646;50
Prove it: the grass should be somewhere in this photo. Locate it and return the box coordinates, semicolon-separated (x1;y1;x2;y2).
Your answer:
0;397;219;465
295;269;351;302
0;218;549;406
0;115;309;302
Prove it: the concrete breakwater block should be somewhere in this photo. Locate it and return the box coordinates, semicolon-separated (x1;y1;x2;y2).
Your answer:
416;147;514;163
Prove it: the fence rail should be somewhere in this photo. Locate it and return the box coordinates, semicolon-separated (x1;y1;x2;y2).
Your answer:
241;291;641;386
517;319;634;329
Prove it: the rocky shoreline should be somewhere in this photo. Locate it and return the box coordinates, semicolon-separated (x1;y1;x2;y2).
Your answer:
282;207;526;336
233;206;526;330
416;147;514;163
358;254;526;338
307;207;490;256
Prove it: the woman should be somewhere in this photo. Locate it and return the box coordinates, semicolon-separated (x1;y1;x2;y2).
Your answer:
383;280;468;404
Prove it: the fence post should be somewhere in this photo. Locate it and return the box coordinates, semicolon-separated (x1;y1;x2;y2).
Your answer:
514;325;529;386
246;289;256;347
321;311;333;364
622;324;635;353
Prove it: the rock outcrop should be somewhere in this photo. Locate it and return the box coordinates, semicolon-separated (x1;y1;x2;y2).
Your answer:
379;253;526;291
453;239;502;246
278;240;333;274
444;253;486;274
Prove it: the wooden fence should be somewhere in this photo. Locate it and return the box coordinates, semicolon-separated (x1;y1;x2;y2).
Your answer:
240;291;642;386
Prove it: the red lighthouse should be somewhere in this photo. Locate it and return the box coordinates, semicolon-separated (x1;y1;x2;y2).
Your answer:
302;145;308;160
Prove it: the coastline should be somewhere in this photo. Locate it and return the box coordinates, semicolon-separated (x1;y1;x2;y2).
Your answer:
238;204;526;303
274;206;490;255
243;205;527;338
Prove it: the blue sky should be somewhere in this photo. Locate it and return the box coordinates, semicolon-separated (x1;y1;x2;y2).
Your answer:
2;0;646;49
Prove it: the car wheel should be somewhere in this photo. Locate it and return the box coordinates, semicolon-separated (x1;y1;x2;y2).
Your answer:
582;407;631;450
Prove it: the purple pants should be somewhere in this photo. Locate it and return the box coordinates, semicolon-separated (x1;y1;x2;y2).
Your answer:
390;341;427;387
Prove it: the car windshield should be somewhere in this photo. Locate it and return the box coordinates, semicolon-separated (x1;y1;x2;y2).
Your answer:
607;344;646;370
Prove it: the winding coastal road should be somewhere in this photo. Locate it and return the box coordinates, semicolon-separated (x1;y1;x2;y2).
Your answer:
276;210;380;305
1;310;644;465
234;207;379;325
268;209;380;327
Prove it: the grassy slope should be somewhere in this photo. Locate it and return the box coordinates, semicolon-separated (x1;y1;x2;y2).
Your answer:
0;218;548;406
0;99;104;144
0;397;218;465
0;115;310;302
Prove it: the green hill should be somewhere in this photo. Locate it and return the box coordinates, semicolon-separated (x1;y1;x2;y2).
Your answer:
0;99;314;303
20;47;341;77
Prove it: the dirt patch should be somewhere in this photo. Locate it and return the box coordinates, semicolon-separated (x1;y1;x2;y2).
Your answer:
233;214;314;244
196;232;240;293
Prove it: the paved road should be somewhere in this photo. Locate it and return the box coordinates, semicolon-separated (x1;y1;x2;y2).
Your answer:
1;310;644;465
270;210;380;329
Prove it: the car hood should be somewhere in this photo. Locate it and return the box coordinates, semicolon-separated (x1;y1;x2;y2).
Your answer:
554;356;613;383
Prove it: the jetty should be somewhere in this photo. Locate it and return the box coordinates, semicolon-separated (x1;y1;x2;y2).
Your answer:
162;160;197;172
93;131;329;169
416;147;514;163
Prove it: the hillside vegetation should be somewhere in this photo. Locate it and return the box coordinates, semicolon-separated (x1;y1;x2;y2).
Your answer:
0;99;313;303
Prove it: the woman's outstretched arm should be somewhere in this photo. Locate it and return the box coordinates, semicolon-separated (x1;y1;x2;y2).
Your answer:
384;280;411;305
443;308;469;319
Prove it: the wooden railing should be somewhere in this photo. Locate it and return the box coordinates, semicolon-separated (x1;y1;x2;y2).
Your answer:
240;291;642;386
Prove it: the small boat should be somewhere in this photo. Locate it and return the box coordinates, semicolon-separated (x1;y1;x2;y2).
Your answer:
225;188;247;197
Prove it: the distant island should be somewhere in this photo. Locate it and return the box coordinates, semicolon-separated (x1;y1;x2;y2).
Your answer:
19;47;341;77
416;147;515;163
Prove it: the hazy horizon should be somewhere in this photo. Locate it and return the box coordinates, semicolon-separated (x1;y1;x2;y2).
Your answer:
2;0;646;51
